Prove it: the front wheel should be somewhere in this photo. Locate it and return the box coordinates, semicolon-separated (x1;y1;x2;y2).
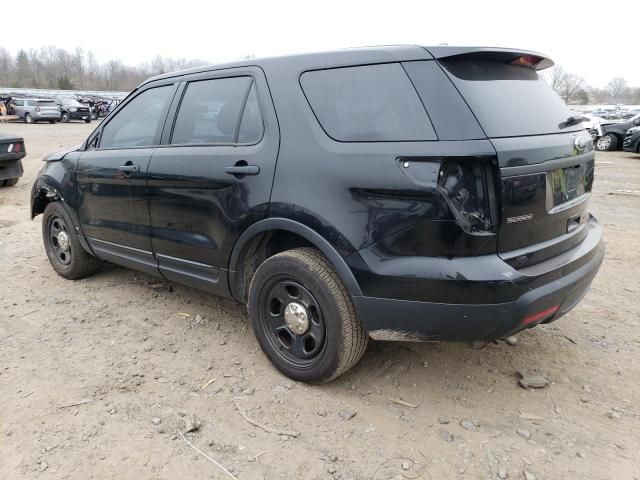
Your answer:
25;113;33;124
248;247;368;383
61;112;70;123
596;133;619;151
42;202;101;279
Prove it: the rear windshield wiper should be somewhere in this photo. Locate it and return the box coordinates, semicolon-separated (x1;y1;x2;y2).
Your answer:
559;115;589;129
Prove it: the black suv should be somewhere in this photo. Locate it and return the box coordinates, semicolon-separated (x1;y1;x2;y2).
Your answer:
31;46;604;383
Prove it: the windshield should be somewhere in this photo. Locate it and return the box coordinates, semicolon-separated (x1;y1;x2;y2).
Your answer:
439;59;582;137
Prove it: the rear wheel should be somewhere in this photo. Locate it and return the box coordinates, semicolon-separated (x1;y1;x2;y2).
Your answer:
596;133;619;151
248;247;367;383
25;113;33;124
42;202;101;279
84;118;91;123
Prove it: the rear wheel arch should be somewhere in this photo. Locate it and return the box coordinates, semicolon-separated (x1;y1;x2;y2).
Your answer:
228;219;362;303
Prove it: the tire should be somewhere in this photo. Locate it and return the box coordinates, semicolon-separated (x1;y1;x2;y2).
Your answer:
248;247;367;383
25;113;33;124
84;118;91;123
61;112;70;123
42;202;101;279
2;178;19;187
596;133;619;151
48;120;55;124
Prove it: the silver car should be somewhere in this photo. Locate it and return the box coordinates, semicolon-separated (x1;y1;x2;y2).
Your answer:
11;98;61;124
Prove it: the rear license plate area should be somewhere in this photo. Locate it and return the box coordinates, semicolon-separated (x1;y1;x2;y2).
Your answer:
546;160;593;210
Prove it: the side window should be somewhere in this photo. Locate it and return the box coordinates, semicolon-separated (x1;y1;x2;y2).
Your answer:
300;63;436;142
172;76;261;145
100;85;173;149
15;100;23;106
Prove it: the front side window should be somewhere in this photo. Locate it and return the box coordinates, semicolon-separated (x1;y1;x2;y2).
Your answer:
172;76;261;145
300;63;436;142
100;85;173;149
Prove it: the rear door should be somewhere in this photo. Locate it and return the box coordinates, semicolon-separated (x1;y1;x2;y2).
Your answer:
146;67;279;294
76;83;177;275
436;53;595;268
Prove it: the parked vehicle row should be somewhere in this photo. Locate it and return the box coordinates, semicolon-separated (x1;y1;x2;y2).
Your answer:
2;94;120;124
590;114;640;152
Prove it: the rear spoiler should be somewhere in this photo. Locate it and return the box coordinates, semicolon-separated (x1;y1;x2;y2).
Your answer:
423;46;554;71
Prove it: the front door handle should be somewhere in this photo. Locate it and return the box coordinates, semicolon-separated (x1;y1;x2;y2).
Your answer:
118;164;140;173
225;165;260;176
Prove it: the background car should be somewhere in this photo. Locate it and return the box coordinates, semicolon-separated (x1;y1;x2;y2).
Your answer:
593;114;640;151
0;133;26;186
10;98;61;124
54;96;92;123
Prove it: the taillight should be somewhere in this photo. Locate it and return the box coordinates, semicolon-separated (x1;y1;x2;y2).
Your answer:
13;143;22;153
437;158;498;233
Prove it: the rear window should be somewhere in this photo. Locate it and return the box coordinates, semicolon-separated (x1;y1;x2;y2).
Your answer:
300;63;436;142
440;59;581;137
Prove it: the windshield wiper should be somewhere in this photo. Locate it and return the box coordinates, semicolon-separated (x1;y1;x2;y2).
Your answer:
559;115;589;129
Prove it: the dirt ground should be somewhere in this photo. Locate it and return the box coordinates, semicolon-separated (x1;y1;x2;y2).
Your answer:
1;121;639;480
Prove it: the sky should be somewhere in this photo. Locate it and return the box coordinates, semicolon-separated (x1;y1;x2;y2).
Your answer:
3;0;639;88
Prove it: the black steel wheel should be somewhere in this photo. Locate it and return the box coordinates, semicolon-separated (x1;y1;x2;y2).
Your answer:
47;215;72;266
259;277;327;368
248;247;368;383
42;202;101;279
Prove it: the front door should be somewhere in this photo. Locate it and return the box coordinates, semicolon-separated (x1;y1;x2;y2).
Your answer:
146;68;279;295
76;83;177;275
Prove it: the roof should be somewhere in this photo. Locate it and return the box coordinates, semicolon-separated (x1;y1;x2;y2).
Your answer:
141;45;552;87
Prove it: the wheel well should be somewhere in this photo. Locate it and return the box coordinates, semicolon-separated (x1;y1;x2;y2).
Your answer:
31;188;58;219
232;230;315;303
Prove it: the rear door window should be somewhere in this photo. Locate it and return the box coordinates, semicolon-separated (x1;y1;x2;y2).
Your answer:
171;76;261;145
440;59;580;138
300;63;436;142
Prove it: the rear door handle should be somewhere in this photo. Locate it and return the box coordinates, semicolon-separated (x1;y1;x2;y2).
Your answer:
118;164;140;173
225;165;260;176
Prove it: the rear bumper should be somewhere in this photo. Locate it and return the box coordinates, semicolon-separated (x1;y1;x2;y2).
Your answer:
350;216;604;341
0;158;24;180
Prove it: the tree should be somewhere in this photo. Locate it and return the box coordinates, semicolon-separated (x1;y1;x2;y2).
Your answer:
14;49;30;87
606;77;628;101
544;66;585;104
57;76;74;90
